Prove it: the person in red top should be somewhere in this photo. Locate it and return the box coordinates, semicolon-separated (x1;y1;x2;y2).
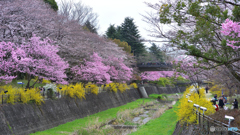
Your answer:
215;104;219;111
211;98;219;111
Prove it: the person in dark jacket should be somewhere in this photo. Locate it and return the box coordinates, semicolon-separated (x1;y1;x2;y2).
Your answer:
218;97;224;108
205;86;209;93
233;99;238;109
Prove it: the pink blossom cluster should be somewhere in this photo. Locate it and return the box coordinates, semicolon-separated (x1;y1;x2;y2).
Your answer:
0;42;19;83
140;71;187;81
71;53;133;84
173;55;209;81
0;35;69;84
221;19;240;49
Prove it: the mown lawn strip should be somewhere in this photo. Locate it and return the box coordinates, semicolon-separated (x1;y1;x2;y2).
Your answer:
130;101;179;135
31;98;155;135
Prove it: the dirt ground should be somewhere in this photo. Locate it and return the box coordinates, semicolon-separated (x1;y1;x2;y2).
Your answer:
209;109;240;128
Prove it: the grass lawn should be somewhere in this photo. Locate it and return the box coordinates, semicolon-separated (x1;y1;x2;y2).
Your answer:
130;101;179;135
31;98;156;135
149;94;164;99
9;79;45;88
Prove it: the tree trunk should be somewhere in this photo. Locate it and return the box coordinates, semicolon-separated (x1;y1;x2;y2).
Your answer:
26;74;31;89
226;64;240;83
31;77;39;88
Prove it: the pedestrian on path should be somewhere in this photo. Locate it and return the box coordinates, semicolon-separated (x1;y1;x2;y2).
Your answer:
218;97;224;108
233;99;238;109
205;86;209;93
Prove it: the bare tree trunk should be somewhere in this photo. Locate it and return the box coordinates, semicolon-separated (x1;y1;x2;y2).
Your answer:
31;77;39;88
26;74;31;89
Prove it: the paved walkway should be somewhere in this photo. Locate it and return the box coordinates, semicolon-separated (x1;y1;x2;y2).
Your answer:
205;91;212;100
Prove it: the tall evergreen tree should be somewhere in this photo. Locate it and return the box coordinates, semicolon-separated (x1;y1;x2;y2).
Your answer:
149;43;164;62
120;17;145;56
106;25;121;39
106;25;117;39
83;20;98;34
44;0;58;11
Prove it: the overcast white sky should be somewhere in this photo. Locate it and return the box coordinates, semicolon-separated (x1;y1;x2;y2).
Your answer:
55;0;160;48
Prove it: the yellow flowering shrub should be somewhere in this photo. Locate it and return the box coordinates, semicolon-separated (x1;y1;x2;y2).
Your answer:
177;86;215;125
130;83;138;89
0;86;44;105
104;83;132;93
58;83;86;99
65;84;75;98
85;83;99;95
118;83;130;93
73;83;86;99
209;85;228;97
57;84;68;95
26;88;44;105
19;88;31;104
105;83;118;92
0;85;18;104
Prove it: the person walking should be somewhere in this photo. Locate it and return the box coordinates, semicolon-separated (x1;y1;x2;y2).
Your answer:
205;86;209;93
233;99;238;109
218;97;224;108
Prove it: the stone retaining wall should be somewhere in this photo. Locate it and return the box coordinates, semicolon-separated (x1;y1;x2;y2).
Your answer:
144;86;186;95
0;86;186;135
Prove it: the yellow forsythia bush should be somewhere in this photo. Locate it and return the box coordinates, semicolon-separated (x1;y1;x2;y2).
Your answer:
130;83;138;89
105;83;131;93
0;85;17;104
105;83;118;92
209;84;228;97
24;88;44;105
118;83;130;93
0;86;44;105
177;86;215;125
85;83;99;95
19;88;31;104
58;83;86;99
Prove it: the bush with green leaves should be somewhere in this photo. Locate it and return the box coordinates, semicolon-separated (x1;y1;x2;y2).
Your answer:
44;0;58;11
151;77;172;87
150;76;189;87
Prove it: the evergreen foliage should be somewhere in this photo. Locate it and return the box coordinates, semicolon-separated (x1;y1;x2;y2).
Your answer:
44;0;58;11
105;17;146;56
149;43;164;62
120;17;145;56
112;39;131;54
106;25;119;39
83;20;98;34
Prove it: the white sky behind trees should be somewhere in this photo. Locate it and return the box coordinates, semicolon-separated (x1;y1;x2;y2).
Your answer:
55;0;160;48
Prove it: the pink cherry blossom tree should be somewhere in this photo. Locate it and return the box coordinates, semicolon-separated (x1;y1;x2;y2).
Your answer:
0;35;69;86
140;71;187;81
105;57;133;83
71;52;134;84
222;19;240;49
71;52;111;84
17;35;69;88
0;42;18;84
0;0;133;69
